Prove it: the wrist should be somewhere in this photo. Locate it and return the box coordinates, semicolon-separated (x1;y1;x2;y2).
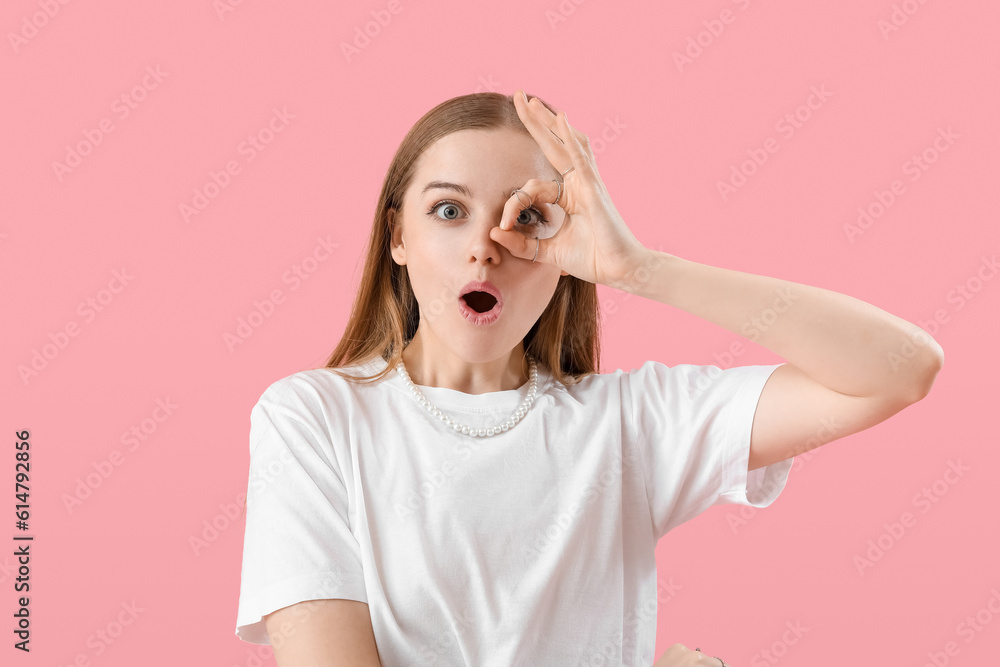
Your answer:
610;248;681;297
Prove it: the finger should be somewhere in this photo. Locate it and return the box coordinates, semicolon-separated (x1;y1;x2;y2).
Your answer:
514;91;574;169
558;111;595;170
489;224;542;262
517;92;593;178
499;179;561;231
547;108;594;176
516;90;563;140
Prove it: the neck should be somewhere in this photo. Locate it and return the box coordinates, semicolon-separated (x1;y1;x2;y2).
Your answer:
400;339;530;395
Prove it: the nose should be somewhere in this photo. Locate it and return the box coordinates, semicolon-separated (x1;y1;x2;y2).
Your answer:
467;209;506;265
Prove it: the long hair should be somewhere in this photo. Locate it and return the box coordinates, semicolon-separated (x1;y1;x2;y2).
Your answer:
322;91;602;386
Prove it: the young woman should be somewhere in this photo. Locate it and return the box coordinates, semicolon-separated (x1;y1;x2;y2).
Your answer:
234;90;943;666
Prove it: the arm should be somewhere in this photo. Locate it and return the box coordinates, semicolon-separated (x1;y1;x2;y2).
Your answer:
499;91;943;470
614;250;944;470
264;599;382;667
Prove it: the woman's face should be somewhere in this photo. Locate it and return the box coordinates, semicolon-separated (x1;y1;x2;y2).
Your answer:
389;126;568;364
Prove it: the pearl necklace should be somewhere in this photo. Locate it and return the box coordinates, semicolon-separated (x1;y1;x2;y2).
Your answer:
394;358;539;437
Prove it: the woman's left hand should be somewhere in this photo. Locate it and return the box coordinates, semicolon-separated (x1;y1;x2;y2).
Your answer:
489;89;648;289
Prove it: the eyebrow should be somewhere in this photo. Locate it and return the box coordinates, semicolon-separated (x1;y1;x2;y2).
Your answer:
421;181;521;201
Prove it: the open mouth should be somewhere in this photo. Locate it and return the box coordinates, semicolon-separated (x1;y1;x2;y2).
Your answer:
461;291;498;314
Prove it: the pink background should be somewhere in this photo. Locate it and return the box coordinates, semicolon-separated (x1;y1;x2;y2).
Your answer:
3;0;998;665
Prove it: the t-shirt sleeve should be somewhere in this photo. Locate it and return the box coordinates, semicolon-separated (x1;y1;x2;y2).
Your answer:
622;360;793;541
234;377;368;644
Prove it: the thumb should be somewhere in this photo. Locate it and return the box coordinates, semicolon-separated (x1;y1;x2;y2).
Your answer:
490;226;539;261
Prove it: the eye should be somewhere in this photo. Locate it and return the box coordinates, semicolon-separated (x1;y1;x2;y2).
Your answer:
515;206;549;227
426;199;549;227
427;200;464;221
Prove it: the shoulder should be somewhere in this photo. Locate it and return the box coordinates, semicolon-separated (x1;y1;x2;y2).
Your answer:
614;359;784;413
569;360;667;390
548;362;641;403
246;359;391;458
582;359;758;403
253;357;389;415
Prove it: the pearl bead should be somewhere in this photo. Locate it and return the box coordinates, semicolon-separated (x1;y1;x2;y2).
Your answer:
394;358;540;438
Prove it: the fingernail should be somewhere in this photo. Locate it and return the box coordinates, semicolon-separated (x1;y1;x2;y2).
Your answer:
522;90;529;105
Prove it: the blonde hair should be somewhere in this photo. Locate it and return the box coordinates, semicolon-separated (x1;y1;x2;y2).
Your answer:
322;91;603;386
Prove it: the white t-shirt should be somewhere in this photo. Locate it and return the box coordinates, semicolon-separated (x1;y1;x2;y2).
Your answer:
234;355;792;665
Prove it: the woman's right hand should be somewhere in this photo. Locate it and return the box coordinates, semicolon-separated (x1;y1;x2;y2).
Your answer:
653;643;726;667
